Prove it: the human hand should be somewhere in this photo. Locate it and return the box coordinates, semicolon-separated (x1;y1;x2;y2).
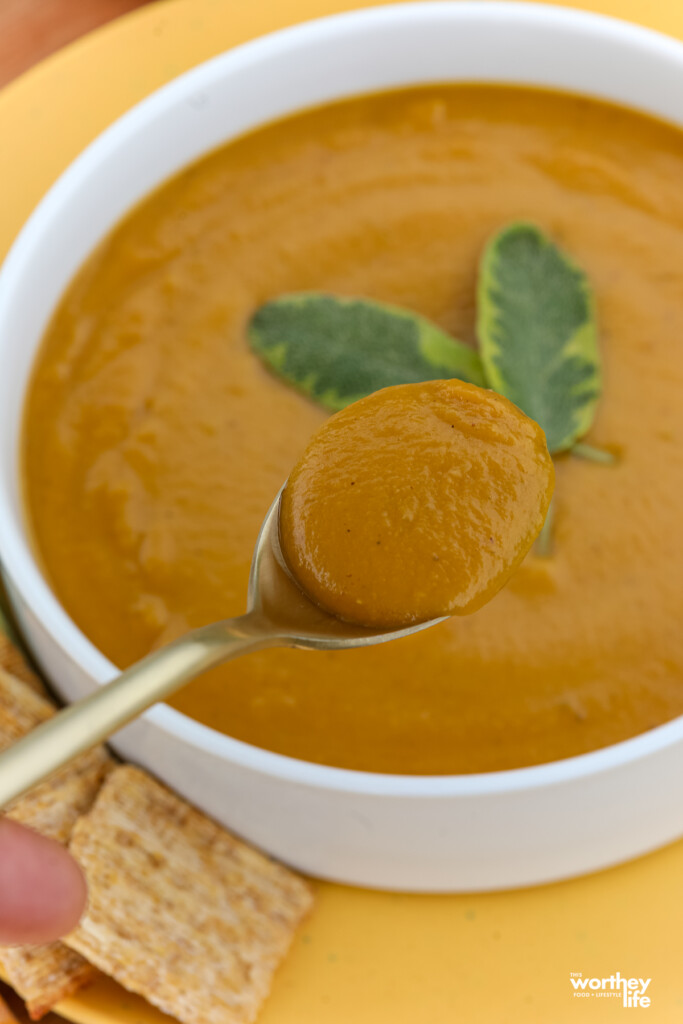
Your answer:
0;818;86;945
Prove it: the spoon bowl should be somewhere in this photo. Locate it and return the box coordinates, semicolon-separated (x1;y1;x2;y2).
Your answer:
0;485;444;809
250;487;445;649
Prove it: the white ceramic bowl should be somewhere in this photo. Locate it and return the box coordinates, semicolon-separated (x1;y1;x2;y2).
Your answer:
1;1;683;892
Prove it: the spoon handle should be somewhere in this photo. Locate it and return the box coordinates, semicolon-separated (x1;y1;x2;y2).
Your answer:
0;617;271;809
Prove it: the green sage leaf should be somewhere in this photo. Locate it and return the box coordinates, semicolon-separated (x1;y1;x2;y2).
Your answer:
477;223;601;453
571;442;617;465
534;497;555;559
248;293;486;411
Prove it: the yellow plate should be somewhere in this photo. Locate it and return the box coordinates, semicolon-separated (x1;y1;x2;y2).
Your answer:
2;1;683;1021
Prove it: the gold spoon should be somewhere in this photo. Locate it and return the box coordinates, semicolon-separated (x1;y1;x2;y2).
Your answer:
0;487;444;809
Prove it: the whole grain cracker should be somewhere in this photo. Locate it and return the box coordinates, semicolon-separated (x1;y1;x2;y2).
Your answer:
0;670;113;1019
67;765;313;1024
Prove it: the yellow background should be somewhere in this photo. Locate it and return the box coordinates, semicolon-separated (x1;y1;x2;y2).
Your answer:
1;0;682;1021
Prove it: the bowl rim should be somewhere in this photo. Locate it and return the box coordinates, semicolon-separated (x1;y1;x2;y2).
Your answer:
2;0;683;799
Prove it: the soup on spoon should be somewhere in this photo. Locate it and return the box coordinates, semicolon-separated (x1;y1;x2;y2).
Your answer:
280;378;554;629
0;377;552;808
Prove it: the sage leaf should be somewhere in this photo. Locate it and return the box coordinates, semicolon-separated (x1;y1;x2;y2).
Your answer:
534;497;555;559
477;223;601;453
572;442;617;465
248;293;486;411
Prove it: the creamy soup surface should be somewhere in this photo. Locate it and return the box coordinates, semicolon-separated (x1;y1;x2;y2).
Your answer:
23;86;683;774
280;379;554;628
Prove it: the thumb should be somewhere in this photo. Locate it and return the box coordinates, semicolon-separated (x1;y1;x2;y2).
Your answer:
0;818;87;945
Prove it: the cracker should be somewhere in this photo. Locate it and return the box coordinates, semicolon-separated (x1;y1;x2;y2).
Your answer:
0;670;113;1019
0;668;52;748
67;765;313;1024
0;950;93;1023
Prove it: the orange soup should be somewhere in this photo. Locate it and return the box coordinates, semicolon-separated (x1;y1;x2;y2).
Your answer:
280;380;554;627
22;86;683;774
